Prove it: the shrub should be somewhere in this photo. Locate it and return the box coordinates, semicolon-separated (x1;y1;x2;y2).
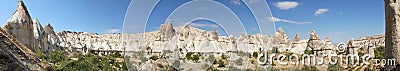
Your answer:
48;50;65;63
192;54;200;62
218;59;225;67
150;55;159;61
374;46;384;59
186;53;193;60
304;50;313;54
207;54;215;62
235;58;243;66
252;52;258;58
221;53;227;60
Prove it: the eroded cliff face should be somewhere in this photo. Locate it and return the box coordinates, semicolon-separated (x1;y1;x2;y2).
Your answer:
385;0;400;70
0;28;45;70
3;0;36;52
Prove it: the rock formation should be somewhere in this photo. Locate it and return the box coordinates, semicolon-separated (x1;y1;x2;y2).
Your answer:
276;27;291;44
307;29;324;56
210;29;219;41
293;33;300;44
0;28;45;70
384;0;400;70
3;0;36;52
159;21;175;41
309;29;319;40
291;33;307;54
33;18;46;52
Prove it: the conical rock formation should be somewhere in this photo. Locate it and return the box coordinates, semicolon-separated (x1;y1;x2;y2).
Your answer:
3;0;36;52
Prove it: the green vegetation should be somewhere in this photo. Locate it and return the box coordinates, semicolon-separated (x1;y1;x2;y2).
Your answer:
217;59;225;67
252;52;258;58
150;55;159;61
221;53;227;60
301;66;318;71
207;54;215;62
192;54;200;62
327;63;343;71
235;58;243;66
304;50;313;54
374;46;385;59
48;50;67;63
270;67;280;71
36;51;45;60
185;53;201;62
227;66;241;71
186;53;193;60
46;50;127;71
272;47;279;53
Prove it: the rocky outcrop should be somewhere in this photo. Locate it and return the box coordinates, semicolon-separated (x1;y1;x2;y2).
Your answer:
33;18;46;52
0;28;46;70
309;29;320;40
384;0;400;70
276;27;291;44
159;21;175;40
291;33;307;54
293;33;300;44
307;29;324;54
33;18;44;40
3;0;36;52
210;29;219;41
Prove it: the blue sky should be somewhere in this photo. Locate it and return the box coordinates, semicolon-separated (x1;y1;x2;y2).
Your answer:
0;0;130;34
267;0;385;43
0;0;385;43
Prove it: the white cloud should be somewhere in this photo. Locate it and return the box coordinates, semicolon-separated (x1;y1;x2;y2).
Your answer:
314;8;329;16
232;0;241;5
268;17;312;25
106;29;121;33
274;1;299;10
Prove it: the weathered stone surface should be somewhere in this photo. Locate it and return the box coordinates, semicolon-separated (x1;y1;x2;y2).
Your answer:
307;29;324;53
0;28;45;70
210;29;218;41
309;29;319;40
384;0;400;70
3;0;36;52
293;33;300;44
159;21;175;40
276;27;291;44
